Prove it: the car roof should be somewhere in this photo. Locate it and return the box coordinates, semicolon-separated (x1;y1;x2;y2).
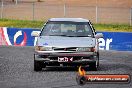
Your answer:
48;18;90;22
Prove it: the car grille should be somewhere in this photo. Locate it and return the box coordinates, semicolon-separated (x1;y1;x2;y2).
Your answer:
53;47;77;51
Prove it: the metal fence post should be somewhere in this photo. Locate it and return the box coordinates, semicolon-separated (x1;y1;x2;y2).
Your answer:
64;3;66;17
32;2;35;21
15;0;18;5
130;8;132;26
96;6;98;23
1;0;3;19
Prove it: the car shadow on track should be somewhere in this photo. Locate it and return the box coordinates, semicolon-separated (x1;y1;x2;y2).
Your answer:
39;63;132;72
40;66;95;72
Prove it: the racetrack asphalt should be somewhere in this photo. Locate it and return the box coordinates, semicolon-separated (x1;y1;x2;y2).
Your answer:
0;46;132;88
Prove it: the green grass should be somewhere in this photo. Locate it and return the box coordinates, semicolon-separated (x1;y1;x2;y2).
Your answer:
94;24;132;32
0;19;44;28
0;19;132;32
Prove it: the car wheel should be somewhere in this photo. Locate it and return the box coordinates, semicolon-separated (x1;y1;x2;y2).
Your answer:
97;52;99;68
34;60;42;71
89;62;97;71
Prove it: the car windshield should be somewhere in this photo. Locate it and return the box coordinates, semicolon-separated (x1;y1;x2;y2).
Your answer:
41;21;94;37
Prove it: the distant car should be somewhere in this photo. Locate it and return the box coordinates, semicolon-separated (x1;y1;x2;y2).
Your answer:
32;18;103;71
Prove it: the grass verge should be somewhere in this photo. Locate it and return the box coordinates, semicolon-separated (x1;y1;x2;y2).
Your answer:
94;24;132;32
0;19;132;32
0;19;44;28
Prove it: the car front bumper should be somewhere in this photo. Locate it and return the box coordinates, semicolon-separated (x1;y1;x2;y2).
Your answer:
34;51;98;66
35;51;96;57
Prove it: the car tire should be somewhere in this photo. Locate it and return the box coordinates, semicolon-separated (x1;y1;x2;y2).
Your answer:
97;52;99;68
34;60;42;71
89;62;97;71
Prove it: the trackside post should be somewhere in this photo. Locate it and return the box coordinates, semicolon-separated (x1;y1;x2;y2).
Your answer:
32;2;35;21
130;8;132;26
64;3;66;17
96;6;98;23
0;0;4;19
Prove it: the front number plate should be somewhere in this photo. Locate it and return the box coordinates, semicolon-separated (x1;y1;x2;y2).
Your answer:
58;57;73;62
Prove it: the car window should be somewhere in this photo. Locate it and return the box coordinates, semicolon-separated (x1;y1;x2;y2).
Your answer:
41;21;94;37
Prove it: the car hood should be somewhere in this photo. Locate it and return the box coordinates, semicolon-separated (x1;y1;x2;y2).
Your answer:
37;36;96;48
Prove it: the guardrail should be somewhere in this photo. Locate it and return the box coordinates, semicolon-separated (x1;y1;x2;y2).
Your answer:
0;27;132;51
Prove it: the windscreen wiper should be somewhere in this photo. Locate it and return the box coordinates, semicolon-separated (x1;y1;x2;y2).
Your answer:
49;34;67;36
49;34;89;37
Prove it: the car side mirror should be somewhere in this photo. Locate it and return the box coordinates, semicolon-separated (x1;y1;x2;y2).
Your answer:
95;33;103;39
31;31;40;37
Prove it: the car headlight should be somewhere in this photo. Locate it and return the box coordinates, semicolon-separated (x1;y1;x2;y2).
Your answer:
35;46;52;51
76;47;95;52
